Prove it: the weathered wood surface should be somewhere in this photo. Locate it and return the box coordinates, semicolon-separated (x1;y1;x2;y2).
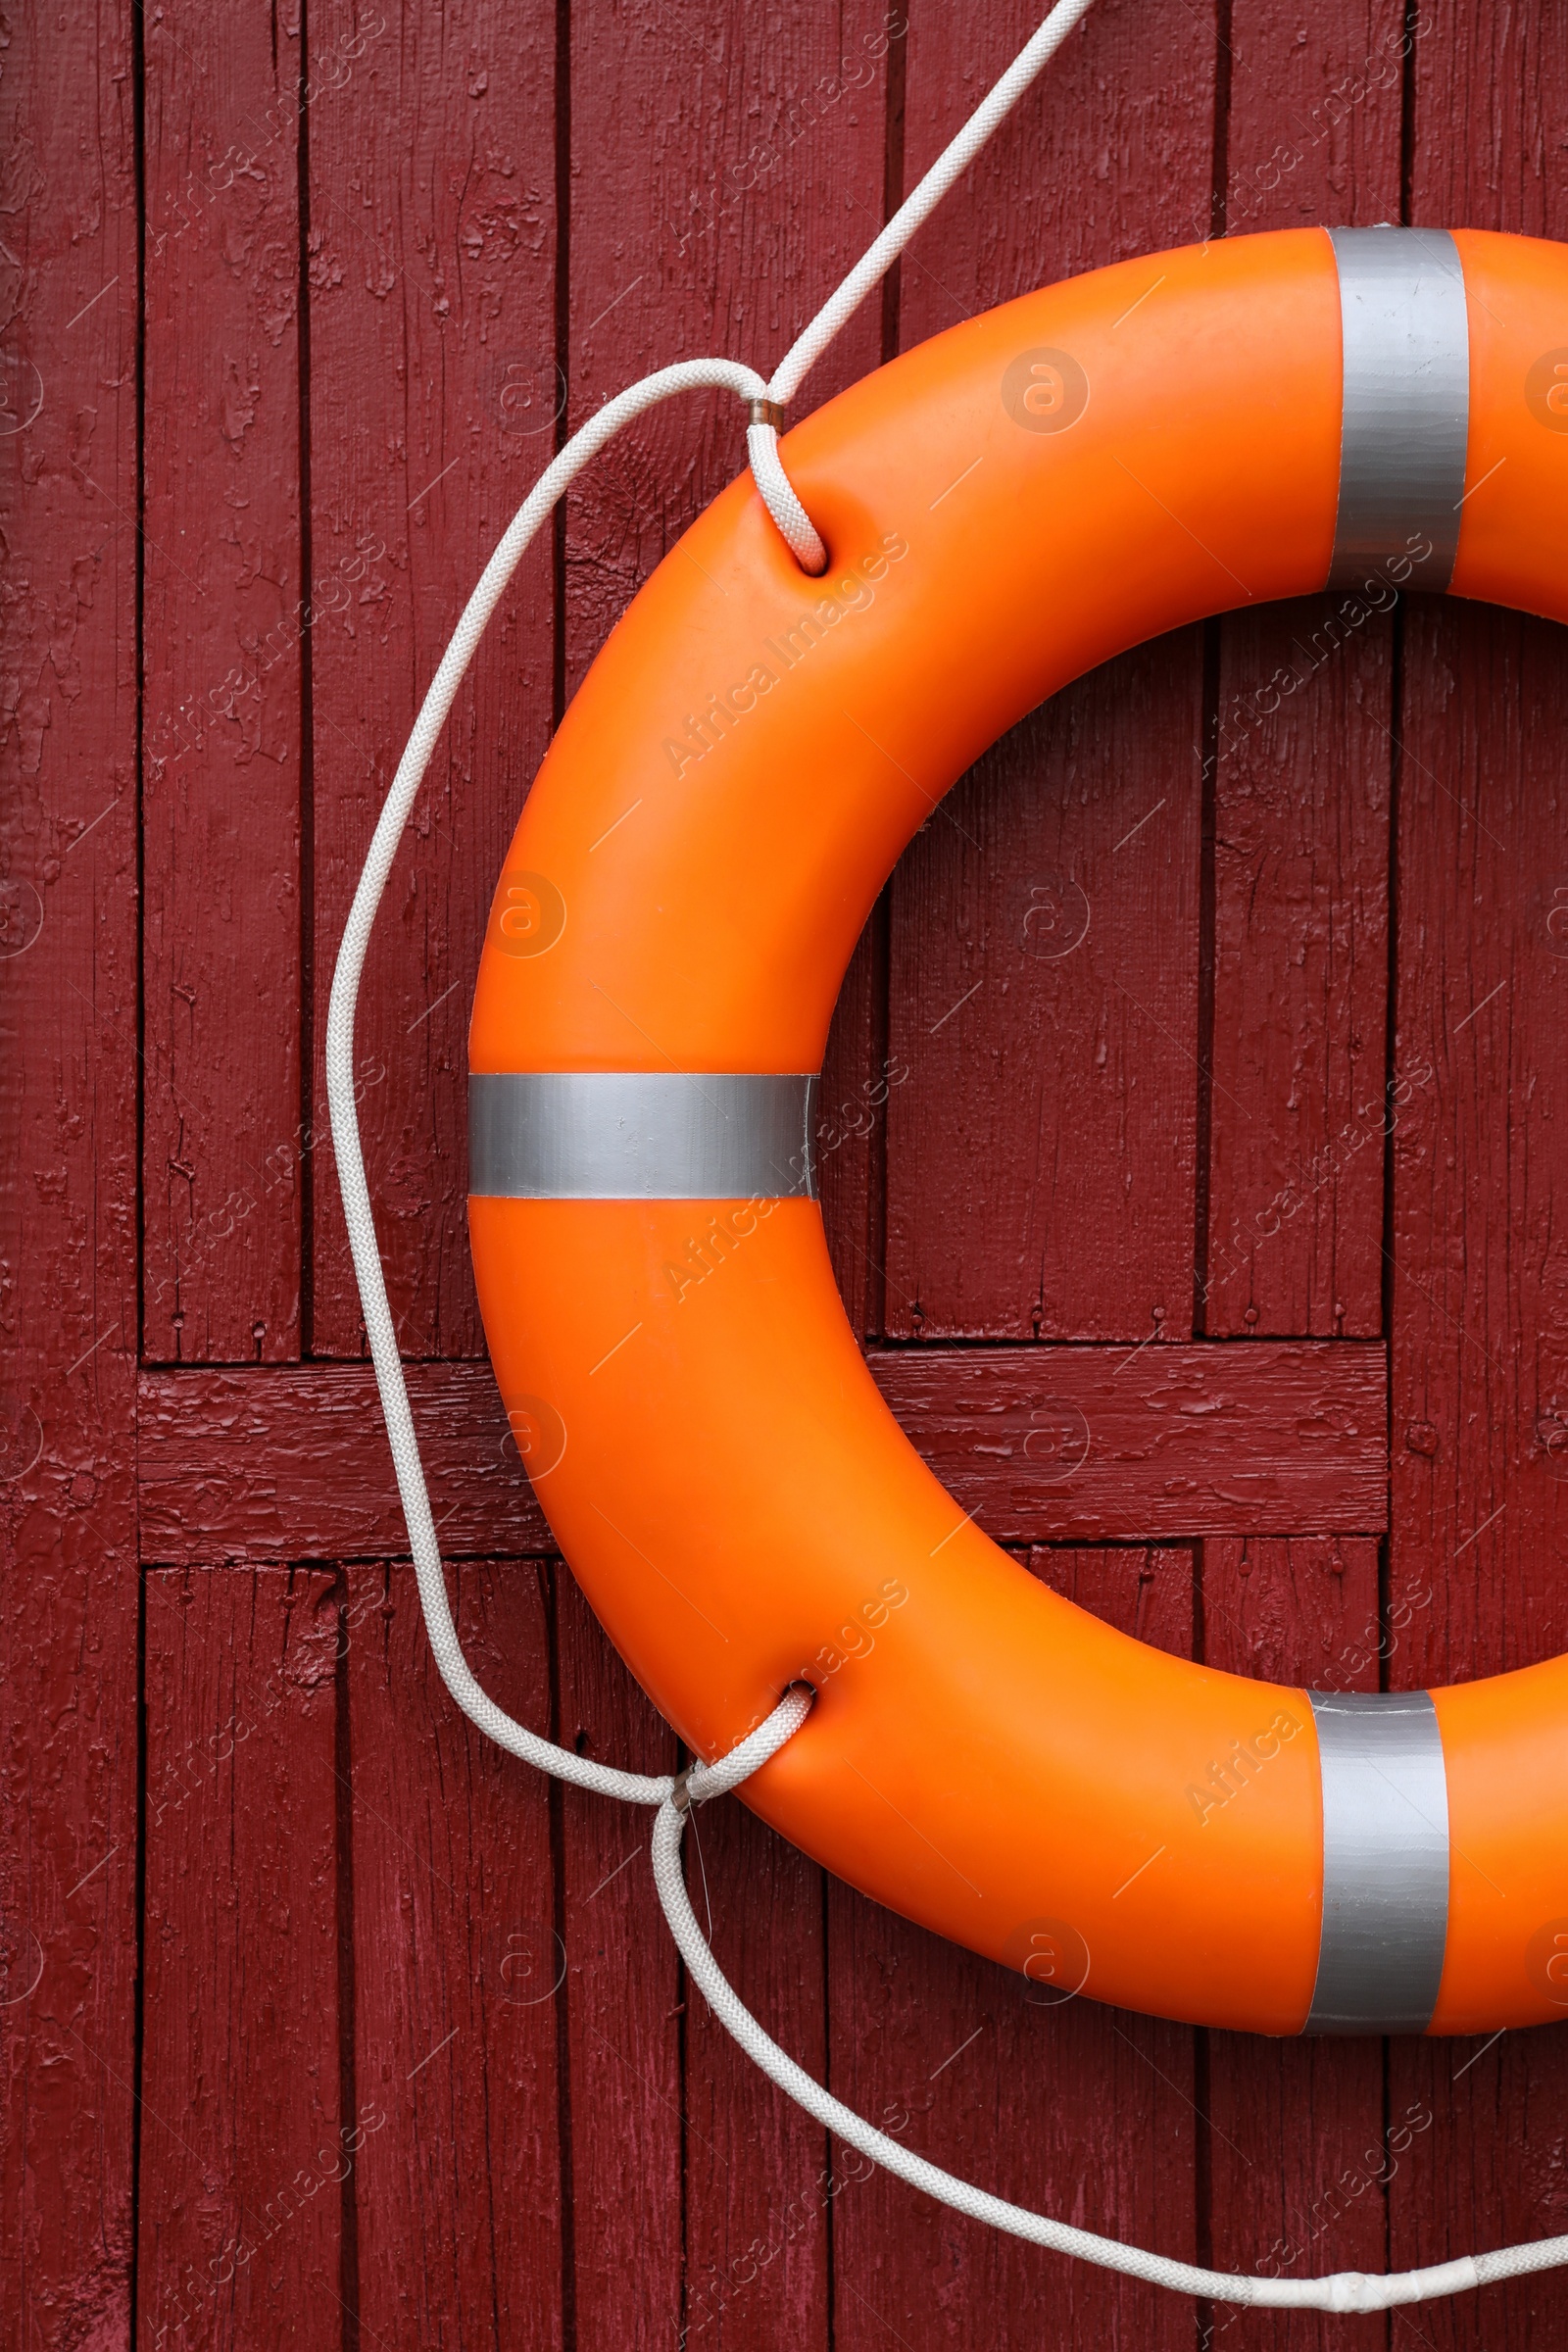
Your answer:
1197;8;1404;2342
137;1340;1388;1560
140;0;306;1363
346;1560;564;2348
13;0;1568;2345
139;1569;344;2351
0;2;140;2340
1381;17;1568;2347
308;0;560;1366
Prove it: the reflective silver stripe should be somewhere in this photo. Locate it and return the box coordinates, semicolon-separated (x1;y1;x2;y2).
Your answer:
468;1072;818;1200
1306;1690;1449;2034
1327;225;1470;591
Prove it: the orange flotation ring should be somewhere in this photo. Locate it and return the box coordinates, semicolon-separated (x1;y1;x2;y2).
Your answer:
468;224;1568;2039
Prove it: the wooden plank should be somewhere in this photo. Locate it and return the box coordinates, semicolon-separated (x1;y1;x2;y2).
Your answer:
1384;604;1568;1673
884;639;1206;1344
1203;0;1405;1348
829;1547;1199;2349
1213;0;1408;244
140;0;306;1360
138;1568;343;2351
554;1572;683;2344
136;1341;1388;1561
896;0;1218;312
883;0;1220;1352
0;0;140;2332
307;0;559;1360
1196;13;1405;2343
1388;2034;1559;2351
1204;599;1396;1339
876;1340;1387;1541
1384;596;1568;2346
346;1560;564;2350
562;0;892;700
136;1361;549;1562
559;0;905;1378
1385;24;1568;2342
1200;1542;1389;2350
681;1807;829;2351
861;13;1208;2345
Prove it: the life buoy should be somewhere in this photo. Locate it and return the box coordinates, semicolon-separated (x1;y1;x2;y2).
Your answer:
468;224;1568;2039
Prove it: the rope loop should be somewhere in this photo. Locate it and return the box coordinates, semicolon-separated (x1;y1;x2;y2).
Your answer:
745;414;828;572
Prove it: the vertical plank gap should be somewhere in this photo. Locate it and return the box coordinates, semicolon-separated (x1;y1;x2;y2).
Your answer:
129;0;149;2319
864;891;893;1346
129;1571;149;2352
1193;2025;1213;2352
1190;1538;1212;2352
820;1857;836;2352
551;0;573;736
675;1757;691;2352
1196;16;1231;2324
298;0;318;1359
1208;0;1234;240
333;1578;362;2352
1193;619;1221;1336
1380;596;1406;1681
1378;32;1420;2296
866;8;909;1355
1398;0;1421;222
132;0;148;1367
544;1560;579;2352
878;2;907;363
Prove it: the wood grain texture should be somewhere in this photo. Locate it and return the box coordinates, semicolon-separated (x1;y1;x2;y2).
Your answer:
879;1339;1387;1540
136;1360;551;1561
563;0;892;700
0;1;140;2337
1200;1541;1388;2352
885;644;1206;1343
138;1569;343;2351
847;48;1224;2339
1386;602;1568;1681
1203;0;1403;1347
1383;604;1568;2342
883;0;1219;1351
346;1561;564;2351
24;1;1568;2343
554;1572;683;2348
681;1808;829;2352
136;1340;1388;1561
1205;594;1395;1341
1196;16;1404;2337
141;0;306;1361
829;1547;1199;2351
308;0;560;1361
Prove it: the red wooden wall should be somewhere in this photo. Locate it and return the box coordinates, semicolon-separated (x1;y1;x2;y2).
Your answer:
7;1;1568;2345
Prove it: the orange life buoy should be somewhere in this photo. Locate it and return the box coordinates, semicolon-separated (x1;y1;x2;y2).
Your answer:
468;224;1568;2039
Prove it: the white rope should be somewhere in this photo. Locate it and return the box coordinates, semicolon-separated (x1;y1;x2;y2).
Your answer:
325;0;1568;2317
745;416;828;570
653;1793;1567;2315
327;357;771;1806
748;0;1102;569
767;0;1101;411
